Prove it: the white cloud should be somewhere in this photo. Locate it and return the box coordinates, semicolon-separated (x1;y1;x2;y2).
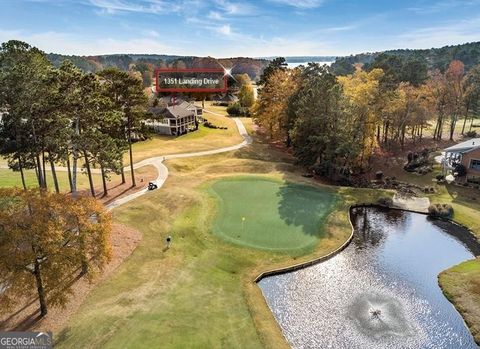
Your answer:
88;0;202;15
395;17;480;49
407;0;480;14
216;24;231;35
142;29;160;37
0;29;178;55
207;11;225;20
321;25;357;33
214;0;257;15
268;0;326;9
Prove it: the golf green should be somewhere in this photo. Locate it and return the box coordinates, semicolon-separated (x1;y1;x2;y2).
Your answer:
209;177;337;253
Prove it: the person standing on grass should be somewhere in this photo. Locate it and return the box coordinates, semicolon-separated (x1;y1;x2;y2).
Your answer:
166;235;172;248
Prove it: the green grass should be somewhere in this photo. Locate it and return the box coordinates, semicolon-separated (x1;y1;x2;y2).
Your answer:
55;177;268;349
208;176;336;254
52;115;393;349
439;259;480;344
126;107;242;164
0;168;100;190
54;142;376;349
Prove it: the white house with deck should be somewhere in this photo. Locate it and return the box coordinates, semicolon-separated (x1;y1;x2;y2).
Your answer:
443;138;480;184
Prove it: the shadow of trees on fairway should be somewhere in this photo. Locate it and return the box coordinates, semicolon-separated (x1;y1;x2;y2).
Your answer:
276;183;336;236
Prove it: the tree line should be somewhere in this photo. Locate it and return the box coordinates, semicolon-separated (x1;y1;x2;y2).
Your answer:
0;40;149;318
254;56;480;182
331;41;480;75
0;40;149;197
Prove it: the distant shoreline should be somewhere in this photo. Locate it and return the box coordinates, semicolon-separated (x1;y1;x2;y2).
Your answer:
287;61;334;68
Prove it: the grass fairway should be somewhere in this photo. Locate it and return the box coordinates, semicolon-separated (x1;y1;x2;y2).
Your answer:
209;177;336;254
53;122;390;349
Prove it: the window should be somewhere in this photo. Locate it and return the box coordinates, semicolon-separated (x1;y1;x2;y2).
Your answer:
471;159;480;170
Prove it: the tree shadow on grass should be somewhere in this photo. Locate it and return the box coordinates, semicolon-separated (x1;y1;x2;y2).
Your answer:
276;183;336;236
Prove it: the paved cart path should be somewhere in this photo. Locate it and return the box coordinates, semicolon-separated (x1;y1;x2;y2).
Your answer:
0;114;251;211
106;116;251;210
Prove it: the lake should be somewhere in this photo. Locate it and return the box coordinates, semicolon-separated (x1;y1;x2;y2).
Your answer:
258;207;479;348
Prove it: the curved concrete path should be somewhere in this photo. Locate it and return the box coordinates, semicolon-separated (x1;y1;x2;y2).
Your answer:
392;193;430;213
106;117;252;210
0;114;251;210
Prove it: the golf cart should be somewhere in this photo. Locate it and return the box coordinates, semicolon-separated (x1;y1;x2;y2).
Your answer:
148;181;158;190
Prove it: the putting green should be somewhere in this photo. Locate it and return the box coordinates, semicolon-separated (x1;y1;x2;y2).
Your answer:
209;177;337;253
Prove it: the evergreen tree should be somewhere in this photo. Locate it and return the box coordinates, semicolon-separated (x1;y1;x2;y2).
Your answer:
97;68;148;187
258;57;288;85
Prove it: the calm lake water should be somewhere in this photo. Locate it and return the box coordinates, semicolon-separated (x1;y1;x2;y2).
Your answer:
259;207;479;349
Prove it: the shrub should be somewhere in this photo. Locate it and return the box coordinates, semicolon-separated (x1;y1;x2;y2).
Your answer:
454;163;467;177
227;102;251;116
227;102;241;115
428;203;454;218
377;197;393;207
465;130;477;137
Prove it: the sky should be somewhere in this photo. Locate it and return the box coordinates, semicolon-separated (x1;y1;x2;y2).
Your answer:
0;0;479;57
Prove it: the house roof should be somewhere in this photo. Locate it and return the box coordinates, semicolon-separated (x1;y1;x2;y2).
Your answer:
148;104;194;119
444;138;480;153
165;105;194;119
212;93;238;102
158;95;186;106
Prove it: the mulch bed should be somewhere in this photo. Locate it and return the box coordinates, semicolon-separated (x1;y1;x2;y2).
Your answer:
0;223;142;334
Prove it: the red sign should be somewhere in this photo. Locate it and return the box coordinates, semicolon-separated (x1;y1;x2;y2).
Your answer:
155;68;228;93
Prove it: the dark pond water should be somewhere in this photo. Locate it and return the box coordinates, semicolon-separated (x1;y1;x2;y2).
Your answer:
258;207;479;349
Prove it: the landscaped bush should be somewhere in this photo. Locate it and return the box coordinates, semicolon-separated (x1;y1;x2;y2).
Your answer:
377;197;393;207
404;149;432;174
428;203;454;218
203;120;227;130
212;101;231;107
227;102;251;116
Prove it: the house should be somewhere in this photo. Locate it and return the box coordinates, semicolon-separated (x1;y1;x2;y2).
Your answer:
211;93;238;104
443;138;480;184
146;98;202;136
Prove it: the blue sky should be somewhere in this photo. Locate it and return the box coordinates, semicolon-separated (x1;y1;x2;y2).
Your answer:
0;0;479;57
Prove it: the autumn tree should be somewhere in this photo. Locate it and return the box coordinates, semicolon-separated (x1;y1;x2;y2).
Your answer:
237;74;255;108
253;68;299;142
462;64;480;134
0;188;111;317
338;68;383;165
445;60;465;140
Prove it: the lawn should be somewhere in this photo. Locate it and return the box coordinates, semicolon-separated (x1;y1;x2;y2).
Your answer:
126;105;242;164
439;260;480;343
0;166;155;195
209;176;336;254
0;168;100;190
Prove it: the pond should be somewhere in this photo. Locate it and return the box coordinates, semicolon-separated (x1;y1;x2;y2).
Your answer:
258;207;480;349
